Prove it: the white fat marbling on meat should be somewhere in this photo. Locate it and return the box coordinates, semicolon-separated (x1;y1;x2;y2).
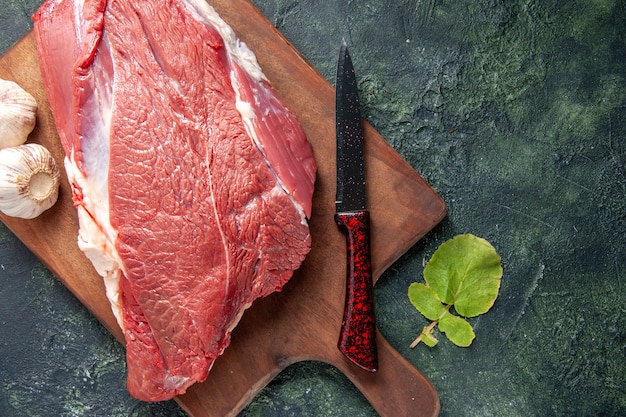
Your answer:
66;155;125;328
182;0;267;83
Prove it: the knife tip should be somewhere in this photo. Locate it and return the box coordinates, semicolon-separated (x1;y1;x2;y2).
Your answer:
341;38;349;53
340;38;350;60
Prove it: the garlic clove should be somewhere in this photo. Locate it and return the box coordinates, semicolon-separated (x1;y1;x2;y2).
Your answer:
0;143;61;219
0;78;38;150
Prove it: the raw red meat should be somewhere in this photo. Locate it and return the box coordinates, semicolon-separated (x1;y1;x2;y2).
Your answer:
33;0;316;401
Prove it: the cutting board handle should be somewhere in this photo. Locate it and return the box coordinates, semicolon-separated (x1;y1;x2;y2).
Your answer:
330;331;440;417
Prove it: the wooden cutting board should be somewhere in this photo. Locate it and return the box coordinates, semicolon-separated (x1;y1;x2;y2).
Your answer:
0;1;446;416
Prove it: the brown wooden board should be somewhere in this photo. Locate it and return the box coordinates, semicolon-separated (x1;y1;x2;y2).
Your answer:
0;1;446;416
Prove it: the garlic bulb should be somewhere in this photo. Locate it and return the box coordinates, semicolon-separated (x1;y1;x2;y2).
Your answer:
0;78;38;150
0;143;61;219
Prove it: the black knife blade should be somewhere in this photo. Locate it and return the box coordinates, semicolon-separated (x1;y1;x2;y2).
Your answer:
335;44;366;213
334;40;378;372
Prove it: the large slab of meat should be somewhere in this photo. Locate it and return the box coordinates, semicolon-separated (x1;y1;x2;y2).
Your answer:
33;0;316;401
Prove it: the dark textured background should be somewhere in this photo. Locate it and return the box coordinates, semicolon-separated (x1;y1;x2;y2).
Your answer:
1;1;625;416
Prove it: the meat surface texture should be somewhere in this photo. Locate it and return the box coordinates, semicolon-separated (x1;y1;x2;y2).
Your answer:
33;0;316;401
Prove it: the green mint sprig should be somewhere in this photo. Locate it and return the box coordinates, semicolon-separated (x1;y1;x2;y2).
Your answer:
408;234;503;348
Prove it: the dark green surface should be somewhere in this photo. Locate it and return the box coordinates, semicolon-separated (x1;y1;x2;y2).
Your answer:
1;1;624;416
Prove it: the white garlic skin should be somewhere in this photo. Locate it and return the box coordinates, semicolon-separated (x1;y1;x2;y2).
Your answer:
0;143;61;219
0;78;38;150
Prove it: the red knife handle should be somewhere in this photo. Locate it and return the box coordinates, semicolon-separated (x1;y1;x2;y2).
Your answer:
335;210;378;372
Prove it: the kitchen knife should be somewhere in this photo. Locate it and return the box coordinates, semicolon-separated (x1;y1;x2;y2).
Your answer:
334;40;378;372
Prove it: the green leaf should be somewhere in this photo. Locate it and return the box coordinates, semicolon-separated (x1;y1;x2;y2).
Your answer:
408;234;503;349
423;234;502;317
438;311;475;347
408;283;445;321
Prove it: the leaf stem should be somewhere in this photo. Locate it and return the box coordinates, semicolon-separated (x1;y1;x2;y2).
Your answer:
409;304;452;348
409;319;438;348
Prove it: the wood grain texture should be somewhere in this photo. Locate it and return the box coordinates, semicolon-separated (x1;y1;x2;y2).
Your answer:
0;1;445;416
